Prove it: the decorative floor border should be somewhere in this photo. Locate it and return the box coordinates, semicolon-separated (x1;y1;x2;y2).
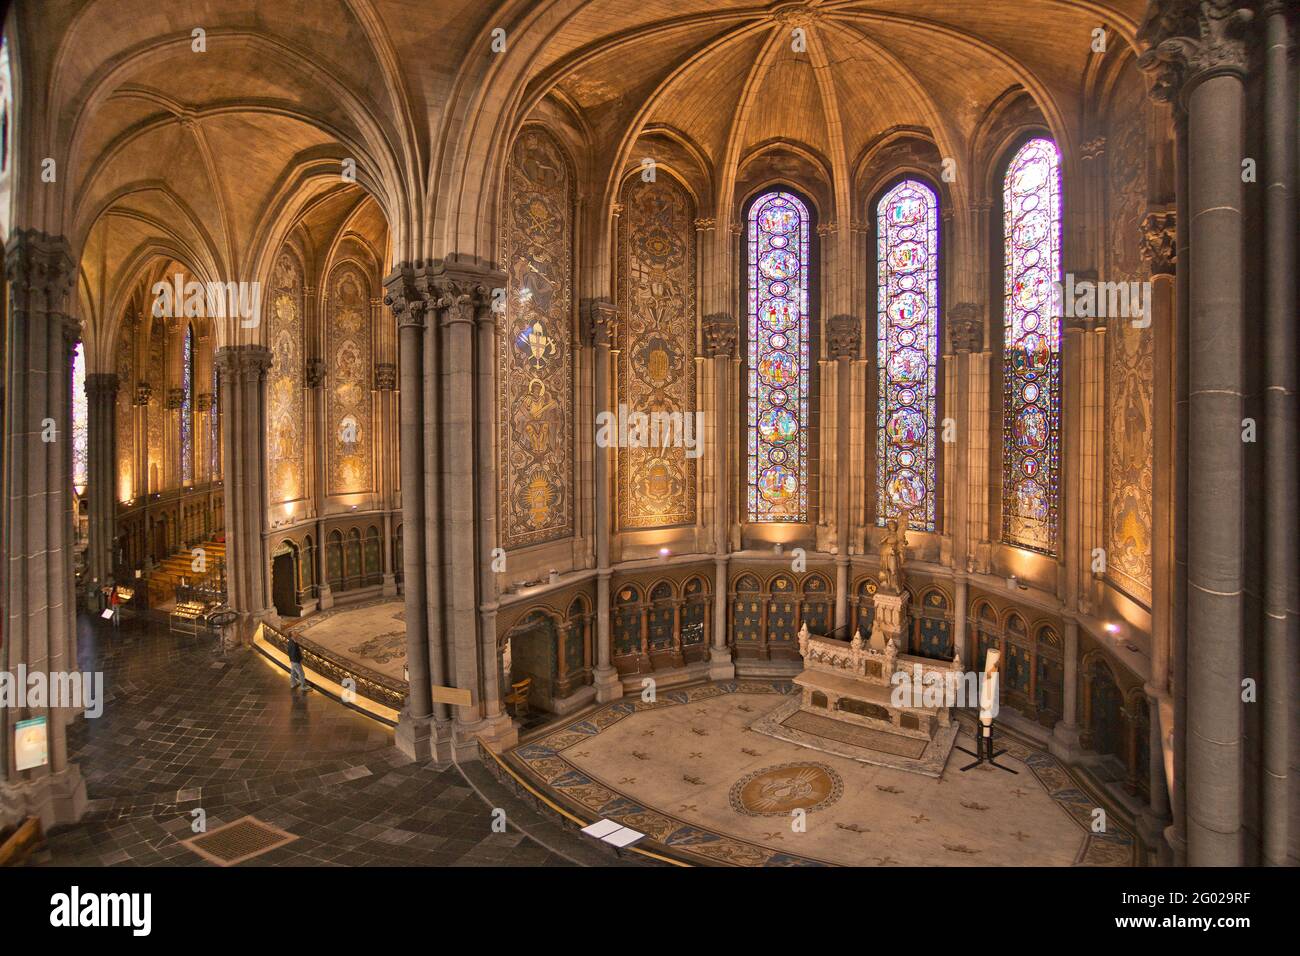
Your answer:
502;680;1137;867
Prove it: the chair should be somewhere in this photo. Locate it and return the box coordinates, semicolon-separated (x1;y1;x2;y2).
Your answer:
504;678;533;718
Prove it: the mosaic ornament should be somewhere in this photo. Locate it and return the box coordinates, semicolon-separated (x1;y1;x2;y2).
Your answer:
728;762;843;816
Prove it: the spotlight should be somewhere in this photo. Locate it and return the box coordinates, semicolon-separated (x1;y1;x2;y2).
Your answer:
658;547;670;558
1105;622;1121;635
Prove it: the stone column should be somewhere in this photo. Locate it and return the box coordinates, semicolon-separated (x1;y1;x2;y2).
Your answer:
953;575;968;662
214;345;274;638
586;298;623;699
85;373;119;589
375;357;398;596
827;315;859;632
382;266;434;760
431;261;511;756
949;305;983;571
0;230;88;829
1051;617;1082;759
703;313;737;679
1260;0;1296;869
305;355;331;608
1143;1;1252;867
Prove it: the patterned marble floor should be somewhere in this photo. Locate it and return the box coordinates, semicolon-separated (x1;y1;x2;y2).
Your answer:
292;598;407;681
506;682;1138;866
37;612;572;867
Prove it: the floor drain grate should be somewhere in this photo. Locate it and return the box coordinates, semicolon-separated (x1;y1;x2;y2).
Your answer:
180;816;298;866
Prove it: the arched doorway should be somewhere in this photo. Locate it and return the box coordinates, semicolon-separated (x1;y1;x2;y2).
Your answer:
271;540;300;617
1085;659;1123;758
500;610;559;721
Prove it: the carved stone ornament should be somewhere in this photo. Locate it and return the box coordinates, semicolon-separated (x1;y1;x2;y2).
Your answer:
826;314;860;360
135;381;153;406
1138;0;1254;104
166;388;185;410
374;362;397;391
1139;210;1178;276
305;358;327;388
195;392;213;412
702;313;739;358
948;303;984;353
580;297;617;346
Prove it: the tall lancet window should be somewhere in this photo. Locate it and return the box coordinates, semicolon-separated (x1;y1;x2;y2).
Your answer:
746;190;811;523
876;179;939;531
181;323;194;485
1002;138;1062;554
72;341;88;495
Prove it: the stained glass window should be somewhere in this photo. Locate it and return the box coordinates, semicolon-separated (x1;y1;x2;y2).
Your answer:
181;323;194;485
71;341;88;494
876;179;939;531
747;190;810;522
1002;138;1061;554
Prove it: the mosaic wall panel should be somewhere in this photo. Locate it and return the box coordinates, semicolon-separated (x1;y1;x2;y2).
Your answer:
1104;65;1153;607
499;126;574;548
327;263;373;495
116;326;133;501
268;250;305;504
617;176;697;529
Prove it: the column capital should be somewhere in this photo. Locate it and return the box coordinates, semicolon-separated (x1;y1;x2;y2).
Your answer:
702;313;739;358
374;362;397;390
166;388;185;410
826;314;860;360
214;344;273;380
4;228;76;313
431;259;506;326
948;302;984;353
1140;209;1178;276
195;392;213;412
305;357;326;388
1080;136;1107;161
580;297;617;346
135;381;153;406
1138;1;1254;104
85;373;120;400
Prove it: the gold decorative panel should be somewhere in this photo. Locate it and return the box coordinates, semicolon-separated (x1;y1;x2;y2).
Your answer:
1105;64;1153;607
268;250;305;503
617;176;697;529
116;326;133;501
146;327;164;492
499;126;574;548
327;263;373;495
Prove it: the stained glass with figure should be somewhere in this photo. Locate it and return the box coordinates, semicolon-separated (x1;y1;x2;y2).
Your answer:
1002;138;1061;554
876;179;939;530
747;190;810;522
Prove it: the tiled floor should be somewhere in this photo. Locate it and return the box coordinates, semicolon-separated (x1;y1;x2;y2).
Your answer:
38;612;579;867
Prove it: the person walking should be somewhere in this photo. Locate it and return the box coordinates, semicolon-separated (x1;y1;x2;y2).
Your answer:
108;583;121;629
286;636;311;692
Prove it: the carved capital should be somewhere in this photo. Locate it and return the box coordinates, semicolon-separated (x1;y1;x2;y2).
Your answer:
826;314;860;360
135;382;153;406
948;303;984;353
166;388;185;410
214;345;273;382
374;362;397;391
702;313;739;358
1139;210;1178;276
693;217;716;231
195;392;213;412
1138;1;1254;104
382;263;429;330
1080;136;1107;161
580;297;617;346
86;373;119;401
4;229;76;314
305;357;327;389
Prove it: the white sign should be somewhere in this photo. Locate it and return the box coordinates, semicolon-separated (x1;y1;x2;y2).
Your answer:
15;716;49;771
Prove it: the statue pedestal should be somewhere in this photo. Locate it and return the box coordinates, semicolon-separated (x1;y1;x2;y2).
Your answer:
868;588;909;654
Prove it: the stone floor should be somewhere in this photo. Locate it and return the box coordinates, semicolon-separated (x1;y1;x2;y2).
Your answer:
291;597;407;681
38;611;577;867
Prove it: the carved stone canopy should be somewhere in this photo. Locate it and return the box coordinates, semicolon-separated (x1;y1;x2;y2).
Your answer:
826;314;860;360
1140;210;1178;276
702;313;739;358
948;303;984;353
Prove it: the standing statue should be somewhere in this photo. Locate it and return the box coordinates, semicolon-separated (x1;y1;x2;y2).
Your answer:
878;518;909;593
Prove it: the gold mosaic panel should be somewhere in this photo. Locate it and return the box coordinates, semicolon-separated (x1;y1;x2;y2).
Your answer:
268;250;305;503
327;263;373;495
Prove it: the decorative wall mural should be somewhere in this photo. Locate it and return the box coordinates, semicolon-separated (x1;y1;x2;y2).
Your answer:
268;250;305;503
180;324;193;485
327;264;373;495
147;324;165;492
876;179;939;531
1002;138;1062;555
1105;66;1153;606
116;327;133;501
500;126;574;548
617;176;697;529
746;190;811;523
